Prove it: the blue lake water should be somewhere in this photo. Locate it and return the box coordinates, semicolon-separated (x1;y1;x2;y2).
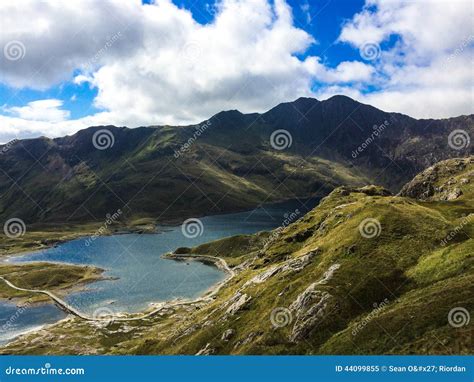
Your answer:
0;198;317;345
0;301;66;344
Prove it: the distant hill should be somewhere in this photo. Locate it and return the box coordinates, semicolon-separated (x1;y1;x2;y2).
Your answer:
0;95;472;224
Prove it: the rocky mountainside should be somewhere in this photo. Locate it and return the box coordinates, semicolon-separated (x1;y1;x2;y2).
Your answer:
0;96;472;225
399;157;473;201
3;157;472;355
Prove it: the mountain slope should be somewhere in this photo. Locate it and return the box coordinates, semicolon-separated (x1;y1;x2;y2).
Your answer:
3;157;472;355
0;96;472;227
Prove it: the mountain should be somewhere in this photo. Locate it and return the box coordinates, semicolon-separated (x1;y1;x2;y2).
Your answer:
3;157;472;354
0;95;472;226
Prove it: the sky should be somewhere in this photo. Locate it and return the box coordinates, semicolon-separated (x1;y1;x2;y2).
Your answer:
0;0;473;143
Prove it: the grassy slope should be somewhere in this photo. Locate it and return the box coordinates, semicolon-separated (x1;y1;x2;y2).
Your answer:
0;123;371;229
0;262;104;303
2;158;473;355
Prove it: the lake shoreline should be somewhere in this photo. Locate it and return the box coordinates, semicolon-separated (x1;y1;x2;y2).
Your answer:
0;253;235;324
0;197;318;348
1;194;321;258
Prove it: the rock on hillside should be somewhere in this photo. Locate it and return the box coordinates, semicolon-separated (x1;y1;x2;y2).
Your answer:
399;157;473;200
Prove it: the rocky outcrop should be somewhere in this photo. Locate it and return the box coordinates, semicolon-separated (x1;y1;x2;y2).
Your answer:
280;250;320;273
225;293;251;315
289;289;334;343
445;188;463;200
246;266;280;285
316;264;340;285
244;250;319;288
221;329;235;341
399;157;473;200
233;331;263;349
196;343;215;355
287;263;340;342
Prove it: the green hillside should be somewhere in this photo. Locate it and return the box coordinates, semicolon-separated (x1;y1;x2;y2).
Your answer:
0;96;472;231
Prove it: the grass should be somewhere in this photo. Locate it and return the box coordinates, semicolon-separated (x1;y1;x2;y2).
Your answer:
0;262;104;304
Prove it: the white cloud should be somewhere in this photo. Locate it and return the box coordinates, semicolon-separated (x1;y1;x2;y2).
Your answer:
0;0;142;89
0;0;472;142
3;99;70;122
336;0;474;118
0;111;113;142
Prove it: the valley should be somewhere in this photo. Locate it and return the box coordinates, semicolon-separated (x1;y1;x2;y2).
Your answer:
0;157;472;355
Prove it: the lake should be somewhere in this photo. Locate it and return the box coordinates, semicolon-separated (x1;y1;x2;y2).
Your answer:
0;198;317;344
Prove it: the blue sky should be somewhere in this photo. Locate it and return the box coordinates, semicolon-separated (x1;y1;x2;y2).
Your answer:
2;0;366;119
0;0;472;142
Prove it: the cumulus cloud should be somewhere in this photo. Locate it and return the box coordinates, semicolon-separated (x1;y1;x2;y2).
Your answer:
337;0;474;118
0;0;472;142
3;99;70;122
0;0;142;89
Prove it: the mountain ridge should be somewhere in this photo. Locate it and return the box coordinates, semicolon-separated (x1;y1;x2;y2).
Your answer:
0;95;472;227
